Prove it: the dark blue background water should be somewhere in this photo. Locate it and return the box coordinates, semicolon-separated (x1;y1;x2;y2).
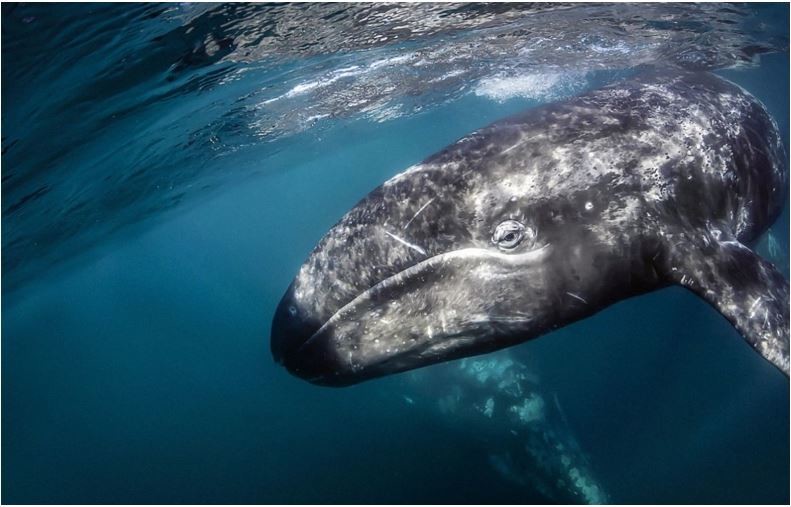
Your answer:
2;3;789;504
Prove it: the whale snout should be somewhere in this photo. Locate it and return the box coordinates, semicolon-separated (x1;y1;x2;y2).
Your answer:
270;284;351;386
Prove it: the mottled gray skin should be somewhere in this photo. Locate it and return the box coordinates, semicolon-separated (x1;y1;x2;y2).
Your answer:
271;71;788;386
402;350;609;504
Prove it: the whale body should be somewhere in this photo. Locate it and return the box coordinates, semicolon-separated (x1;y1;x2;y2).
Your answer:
271;70;788;386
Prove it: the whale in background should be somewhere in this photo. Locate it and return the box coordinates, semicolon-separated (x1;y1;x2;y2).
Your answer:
400;349;609;504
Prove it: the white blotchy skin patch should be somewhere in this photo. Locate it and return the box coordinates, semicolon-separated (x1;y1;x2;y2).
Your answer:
474;81;743;208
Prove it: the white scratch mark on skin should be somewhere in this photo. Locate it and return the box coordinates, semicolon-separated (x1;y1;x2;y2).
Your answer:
403;198;435;230
501;141;524;155
566;292;588;305
500;134;538;155
383;229;427;255
749;297;763;319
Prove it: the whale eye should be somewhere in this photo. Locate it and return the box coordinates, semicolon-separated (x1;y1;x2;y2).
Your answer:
492;220;532;250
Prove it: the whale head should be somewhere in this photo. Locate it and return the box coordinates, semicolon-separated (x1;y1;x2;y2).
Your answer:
271;126;654;386
271;71;791;384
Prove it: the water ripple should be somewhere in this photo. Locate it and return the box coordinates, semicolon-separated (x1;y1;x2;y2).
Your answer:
1;3;788;290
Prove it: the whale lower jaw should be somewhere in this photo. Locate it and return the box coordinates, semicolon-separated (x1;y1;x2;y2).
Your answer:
291;245;551;385
300;244;551;353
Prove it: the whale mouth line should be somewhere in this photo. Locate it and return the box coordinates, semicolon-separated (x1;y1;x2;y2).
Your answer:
297;244;551;355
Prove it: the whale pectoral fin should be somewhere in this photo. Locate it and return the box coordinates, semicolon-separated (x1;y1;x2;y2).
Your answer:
662;235;789;376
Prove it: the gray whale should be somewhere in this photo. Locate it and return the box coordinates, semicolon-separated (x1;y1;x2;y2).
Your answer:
271;70;788;386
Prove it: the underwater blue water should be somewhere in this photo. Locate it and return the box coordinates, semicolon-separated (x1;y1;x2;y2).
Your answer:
2;3;789;504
